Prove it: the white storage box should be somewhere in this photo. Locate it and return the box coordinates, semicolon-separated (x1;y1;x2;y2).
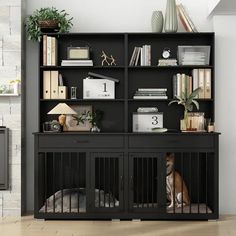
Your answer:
133;112;163;132
178;46;211;65
83;78;115;99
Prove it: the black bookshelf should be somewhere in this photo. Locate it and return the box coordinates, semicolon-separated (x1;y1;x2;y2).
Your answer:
34;32;219;220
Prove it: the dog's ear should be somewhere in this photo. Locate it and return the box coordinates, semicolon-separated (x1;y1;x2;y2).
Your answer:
166;152;175;160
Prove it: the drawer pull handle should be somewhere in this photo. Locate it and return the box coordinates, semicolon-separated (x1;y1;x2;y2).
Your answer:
73;140;89;144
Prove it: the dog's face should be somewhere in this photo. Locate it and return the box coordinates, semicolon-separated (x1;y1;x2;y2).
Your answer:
166;153;175;175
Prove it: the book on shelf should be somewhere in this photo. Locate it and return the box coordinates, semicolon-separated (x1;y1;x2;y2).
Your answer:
129;45;151;66
43;35;58;66
137;107;159;113
173;69;212;99
61;60;93;66
133;96;168;99
177;4;198;32
158;59;177;66
134;88;168;99
138;88;167;92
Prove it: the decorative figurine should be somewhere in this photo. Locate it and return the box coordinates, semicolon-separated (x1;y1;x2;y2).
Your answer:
101;51;117;66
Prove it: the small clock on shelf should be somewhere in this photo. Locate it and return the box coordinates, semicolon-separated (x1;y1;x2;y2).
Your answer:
162;48;171;59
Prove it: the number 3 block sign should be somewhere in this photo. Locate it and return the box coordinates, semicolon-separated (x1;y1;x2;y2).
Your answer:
83;78;115;99
132;112;163;132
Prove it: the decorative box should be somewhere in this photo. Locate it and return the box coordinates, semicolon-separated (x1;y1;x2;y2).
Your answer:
83;78;115;99
132;112;163;132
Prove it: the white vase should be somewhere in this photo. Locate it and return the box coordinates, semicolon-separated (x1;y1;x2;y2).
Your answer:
151;11;163;33
164;0;178;33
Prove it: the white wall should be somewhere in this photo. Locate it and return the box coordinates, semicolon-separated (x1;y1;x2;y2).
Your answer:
25;0;219;212
214;15;236;214
0;0;22;216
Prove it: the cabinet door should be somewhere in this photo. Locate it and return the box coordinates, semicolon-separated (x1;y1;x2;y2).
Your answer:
0;129;8;190
129;153;166;213
90;152;124;212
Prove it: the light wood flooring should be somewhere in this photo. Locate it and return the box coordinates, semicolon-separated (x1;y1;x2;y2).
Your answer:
0;215;236;236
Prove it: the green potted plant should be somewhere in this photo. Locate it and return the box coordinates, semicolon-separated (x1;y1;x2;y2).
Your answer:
26;7;73;42
168;87;202;131
87;110;104;132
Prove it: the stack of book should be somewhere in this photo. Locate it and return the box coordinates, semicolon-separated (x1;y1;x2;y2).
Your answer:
43;35;58;66
158;59;177;66
137;107;158;113
129;45;151;66
133;88;168;99
61;60;93;66
177;4;198;32
173;69;211;99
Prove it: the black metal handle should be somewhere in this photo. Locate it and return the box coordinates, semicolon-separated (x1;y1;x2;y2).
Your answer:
120;175;124;191
73;139;89;144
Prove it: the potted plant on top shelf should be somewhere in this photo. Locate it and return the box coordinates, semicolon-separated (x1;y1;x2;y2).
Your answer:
26;7;73;42
168;87;202;131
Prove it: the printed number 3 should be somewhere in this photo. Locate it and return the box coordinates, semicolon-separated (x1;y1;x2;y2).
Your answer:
103;83;107;92
152;116;158;125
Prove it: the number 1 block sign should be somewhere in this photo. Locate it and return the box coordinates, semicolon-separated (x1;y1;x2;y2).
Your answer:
83;78;115;99
132;112;163;132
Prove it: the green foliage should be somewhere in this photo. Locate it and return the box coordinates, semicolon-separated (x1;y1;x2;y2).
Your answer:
72;111;89;126
26;7;73;42
168;87;202;112
87;110;104;126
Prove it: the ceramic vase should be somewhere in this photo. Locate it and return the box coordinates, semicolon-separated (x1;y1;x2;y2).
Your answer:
151;11;163;33
164;0;178;33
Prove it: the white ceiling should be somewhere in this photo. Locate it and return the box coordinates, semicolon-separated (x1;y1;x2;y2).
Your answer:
209;0;236;16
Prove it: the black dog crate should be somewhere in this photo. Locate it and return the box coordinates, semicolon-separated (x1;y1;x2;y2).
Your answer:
35;150;218;220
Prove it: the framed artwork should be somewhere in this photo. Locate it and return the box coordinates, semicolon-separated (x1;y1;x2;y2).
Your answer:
64;105;92;131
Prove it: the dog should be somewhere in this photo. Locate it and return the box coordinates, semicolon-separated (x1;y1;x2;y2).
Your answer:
166;153;190;208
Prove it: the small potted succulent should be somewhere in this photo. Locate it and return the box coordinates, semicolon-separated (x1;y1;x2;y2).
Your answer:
26;7;73;42
168;87;202;131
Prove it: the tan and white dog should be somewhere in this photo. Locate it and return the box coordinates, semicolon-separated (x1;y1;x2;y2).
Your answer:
166;153;190;208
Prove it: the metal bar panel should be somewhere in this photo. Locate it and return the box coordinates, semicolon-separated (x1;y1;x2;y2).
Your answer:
103;157;105;207
69;153;72;213
53;153;55;213
113;158;116;208
173;153;175;214
44;153;47;213
198;152;200;214
189;153;192;214
61;152;63;213
98;157;100;208
141;158;144;208
206;153;208;214
108;157;111;208
181;153;183;214
77;153;80;213
137;158;139;208
146;158;149;208
152;157;154;208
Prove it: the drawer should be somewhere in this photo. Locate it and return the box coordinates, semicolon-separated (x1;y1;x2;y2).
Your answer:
38;135;124;149
128;134;214;149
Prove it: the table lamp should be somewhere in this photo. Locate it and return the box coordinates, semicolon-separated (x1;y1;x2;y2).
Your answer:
47;103;77;126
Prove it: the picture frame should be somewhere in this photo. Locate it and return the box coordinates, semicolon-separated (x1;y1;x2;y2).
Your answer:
67;47;90;60
64;105;92;131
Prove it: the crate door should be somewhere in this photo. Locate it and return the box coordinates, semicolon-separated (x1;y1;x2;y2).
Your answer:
90;153;124;212
129;153;166;213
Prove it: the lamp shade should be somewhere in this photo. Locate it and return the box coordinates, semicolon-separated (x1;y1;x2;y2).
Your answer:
47;103;77;115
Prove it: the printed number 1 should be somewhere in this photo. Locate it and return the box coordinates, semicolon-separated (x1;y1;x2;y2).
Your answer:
152;116;158;125
103;83;107;92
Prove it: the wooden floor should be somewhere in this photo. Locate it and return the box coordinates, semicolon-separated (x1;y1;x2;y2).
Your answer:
0;215;236;236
